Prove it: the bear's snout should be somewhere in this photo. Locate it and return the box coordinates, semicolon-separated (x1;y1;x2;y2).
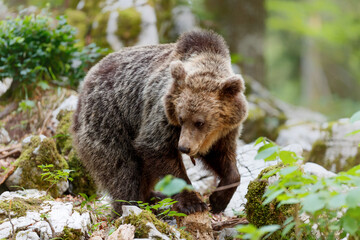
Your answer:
178;146;191;154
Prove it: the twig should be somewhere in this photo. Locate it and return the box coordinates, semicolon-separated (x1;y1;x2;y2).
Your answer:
8;200;15;240
43;215;56;238
0;102;18;120
0;148;21;159
211;182;240;192
212;217;248;231
0;144;21;153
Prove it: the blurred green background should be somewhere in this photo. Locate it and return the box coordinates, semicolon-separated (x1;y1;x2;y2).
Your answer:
1;0;359;120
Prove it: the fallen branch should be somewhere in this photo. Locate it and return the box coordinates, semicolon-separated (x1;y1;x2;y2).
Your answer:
0;148;21;159
0;144;21;153
0;102;18;120
212;182;241;192
212;217;248;231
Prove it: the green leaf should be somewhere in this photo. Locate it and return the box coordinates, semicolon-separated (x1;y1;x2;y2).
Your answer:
279;166;298;176
302;194;325;213
346;188;360;208
38;81;50;90
155;175;192;196
263;189;284;205
255;146;279;160
328;194;346;209
282;222;295;237
342;216;358;235
350;111;360;123
279;151;297;164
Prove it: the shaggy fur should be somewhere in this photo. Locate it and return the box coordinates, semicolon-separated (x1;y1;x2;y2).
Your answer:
73;30;248;214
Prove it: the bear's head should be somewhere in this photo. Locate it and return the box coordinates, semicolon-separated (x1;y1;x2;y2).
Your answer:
164;60;248;156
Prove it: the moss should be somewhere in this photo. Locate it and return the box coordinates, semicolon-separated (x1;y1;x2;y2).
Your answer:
306;140;327;165
67;150;97;196
245;164;295;239
13;136;68;198
0;195;53;221
242;106;287;143
59;226;83;240
119;210;192;239
341;147;360;172
116;8;142;46
55;110;74;156
55;110;97;195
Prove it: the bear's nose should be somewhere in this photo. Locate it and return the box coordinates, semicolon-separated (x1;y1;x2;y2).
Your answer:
178;146;190;154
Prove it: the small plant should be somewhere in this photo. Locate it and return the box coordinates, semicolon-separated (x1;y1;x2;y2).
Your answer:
117;198;187;219
38;164;73;194
79;193;112;235
0;13;106;100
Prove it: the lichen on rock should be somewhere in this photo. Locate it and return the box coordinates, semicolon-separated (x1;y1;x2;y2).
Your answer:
5;135;69;198
116;206;192;240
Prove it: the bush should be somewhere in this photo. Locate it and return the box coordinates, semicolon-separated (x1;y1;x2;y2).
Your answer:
0;13;105;99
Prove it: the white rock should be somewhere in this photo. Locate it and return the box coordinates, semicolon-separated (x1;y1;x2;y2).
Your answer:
0;128;10;144
16;229;40;240
5;167;23;188
121;205;142;217
172;6;197;35
0;189;91;240
147;222;171;240
0;77;12;97
51;95;78;127
303;162;337;178
108;224;135;240
277;120;323;151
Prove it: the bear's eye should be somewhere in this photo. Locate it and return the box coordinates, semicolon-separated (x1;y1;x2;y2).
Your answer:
194;121;204;128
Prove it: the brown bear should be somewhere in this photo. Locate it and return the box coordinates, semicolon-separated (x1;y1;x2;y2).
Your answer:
72;30;248;214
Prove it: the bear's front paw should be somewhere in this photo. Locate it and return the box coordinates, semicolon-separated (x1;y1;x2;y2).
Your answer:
173;190;208;214
209;192;228;214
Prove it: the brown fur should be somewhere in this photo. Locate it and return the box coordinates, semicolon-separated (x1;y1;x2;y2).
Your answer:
73;30;248;214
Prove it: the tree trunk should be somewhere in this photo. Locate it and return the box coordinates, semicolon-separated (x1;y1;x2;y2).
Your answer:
204;0;266;83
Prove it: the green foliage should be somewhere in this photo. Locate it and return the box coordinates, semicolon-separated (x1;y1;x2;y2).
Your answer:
0;13;105;99
154;174;193;196
236;224;280;240
239;137;360;239
117;198;187;219
38;164;73;194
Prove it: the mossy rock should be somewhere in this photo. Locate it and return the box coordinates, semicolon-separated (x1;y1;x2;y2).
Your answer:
117;210;192;239
91;11;111;49
6;136;68;198
306;140;360;173
55;110;97;196
59;226;83;240
245;164;295;239
64;9;89;45
116;8;142;46
0;195;52;221
242;103;287;143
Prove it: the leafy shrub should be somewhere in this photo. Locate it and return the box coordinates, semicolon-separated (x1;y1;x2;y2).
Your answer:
238;133;360;239
0;13;105;99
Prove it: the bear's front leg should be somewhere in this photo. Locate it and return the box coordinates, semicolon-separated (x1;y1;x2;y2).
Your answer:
202;129;240;213
140;153;208;214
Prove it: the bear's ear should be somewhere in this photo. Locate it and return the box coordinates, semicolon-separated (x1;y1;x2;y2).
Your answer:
170;60;186;84
219;75;245;98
